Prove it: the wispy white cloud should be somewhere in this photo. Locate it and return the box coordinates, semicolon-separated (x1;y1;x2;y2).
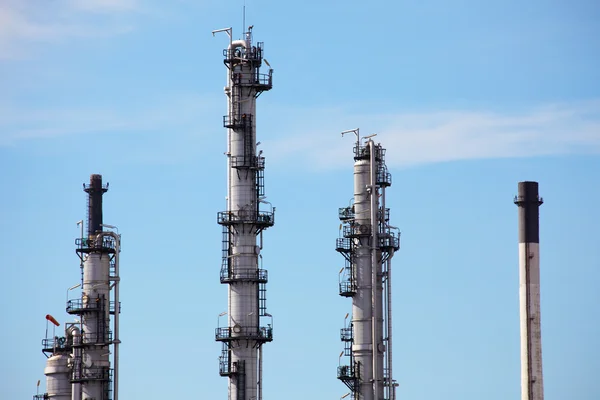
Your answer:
261;100;600;169
0;0;138;59
66;0;138;13
0;93;219;146
3;98;599;168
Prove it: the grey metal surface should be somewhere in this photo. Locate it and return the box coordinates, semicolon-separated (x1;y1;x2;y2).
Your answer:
44;354;71;400
515;181;544;400
514;181;543;244
85;174;107;238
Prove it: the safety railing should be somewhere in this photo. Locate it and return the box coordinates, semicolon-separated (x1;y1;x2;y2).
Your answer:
353;143;385;161
223;114;253;129
343;224;370;238
378;233;400;252
72;366;112;382
67;299;120;315
340;327;353;341
339;280;357;297
42;336;68;352
220;267;268;283
338;207;355;221
217;210;274;227
335;238;352;253
223;41;264;62
377;166;392;187
229;71;272;88
230;156;265;169
338;364;359;381
33;394;49;400
514;194;544;206
219;350;240;376
215;326;273;342
76;331;113;346
338;363;360;392
378;208;390;222
75;236;116;252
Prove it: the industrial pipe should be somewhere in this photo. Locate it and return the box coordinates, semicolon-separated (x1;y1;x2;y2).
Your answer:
515;181;544;400
382;182;394;400
369;140;379;397
258;346;262;400
70;326;82;400
387;254;394;400
94;231;121;400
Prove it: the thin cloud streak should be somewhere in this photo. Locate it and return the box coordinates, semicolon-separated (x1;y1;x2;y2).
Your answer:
262;101;600;170
66;0;139;13
0;94;220;146
3;99;599;169
0;0;138;59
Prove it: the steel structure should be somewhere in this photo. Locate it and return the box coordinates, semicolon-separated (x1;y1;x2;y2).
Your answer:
514;181;544;400
213;26;275;400
336;130;400;400
34;174;121;400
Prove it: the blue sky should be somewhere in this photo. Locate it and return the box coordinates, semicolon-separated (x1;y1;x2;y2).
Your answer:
1;0;599;399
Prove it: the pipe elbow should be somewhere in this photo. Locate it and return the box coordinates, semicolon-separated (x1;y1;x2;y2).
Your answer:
228;39;247;51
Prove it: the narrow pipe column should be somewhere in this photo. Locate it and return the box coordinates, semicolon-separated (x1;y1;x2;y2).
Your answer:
514;181;544;400
353;155;374;400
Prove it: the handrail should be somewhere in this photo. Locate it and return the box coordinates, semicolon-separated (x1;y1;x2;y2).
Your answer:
338;207;355;221
215;326;273;341
66;299;120;314
340;327;353;341
220;267;268;283
335;238;352;252
217;210;275;226
342;224;371;238
75;236;116;251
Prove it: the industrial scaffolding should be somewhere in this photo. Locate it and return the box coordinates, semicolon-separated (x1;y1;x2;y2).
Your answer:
336;130;400;400
213;26;275;400
34;174;121;400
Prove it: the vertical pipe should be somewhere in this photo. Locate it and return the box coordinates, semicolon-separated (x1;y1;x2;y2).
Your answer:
258;345;262;400
93;230;120;400
81;175;110;400
113;235;120;400
515;181;544;400
387;256;394;400
369;141;379;398
382;181;393;400
352;157;373;400
86;174;105;238
71;327;82;400
226;67;232;215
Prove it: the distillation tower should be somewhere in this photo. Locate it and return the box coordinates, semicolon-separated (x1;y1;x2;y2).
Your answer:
34;174;121;400
514;181;544;400
213;26;275;400
336;130;400;400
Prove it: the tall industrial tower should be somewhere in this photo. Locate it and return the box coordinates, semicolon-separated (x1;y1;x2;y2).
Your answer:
34;174;121;400
514;181;544;400
336;130;400;400
213;26;275;400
